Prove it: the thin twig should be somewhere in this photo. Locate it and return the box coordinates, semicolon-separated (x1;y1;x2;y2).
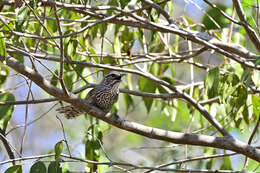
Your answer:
56;115;72;157
19;80;32;155
242;113;260;171
0;129;15;165
0;130;22;158
54;2;69;96
6;103;59;135
144;152;238;173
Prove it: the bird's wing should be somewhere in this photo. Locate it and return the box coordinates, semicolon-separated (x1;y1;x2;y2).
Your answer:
85;86;105;102
85;88;96;103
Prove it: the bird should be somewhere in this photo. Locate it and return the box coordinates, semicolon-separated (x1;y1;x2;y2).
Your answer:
56;72;125;119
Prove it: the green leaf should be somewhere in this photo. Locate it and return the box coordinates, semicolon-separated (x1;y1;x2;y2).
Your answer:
252;70;260;87
206;159;213;169
55;141;63;164
220;157;232;169
113;35;121;56
201;3;229;30
242;106;249;124
107;0;119;15
16;6;30;32
67;39;78;57
99;23;107;36
219;73;240;102
0;92;15;132
30;161;46;173
252;95;260;117
205;67;219;98
150;63;159;76
167;1;174;17
61;162;70;173
85;125;103;171
54;141;63;172
139;77;157;113
4;165;22;173
0;33;6;61
255;57;260;66
0;63;9;87
63;72;76;91
48;161;62;173
235;85;248;108
50;70;59;87
123;87;133;114
241;67;253;86
120;0;130;8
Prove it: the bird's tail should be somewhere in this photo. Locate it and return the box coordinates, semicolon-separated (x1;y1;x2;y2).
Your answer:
56;105;85;119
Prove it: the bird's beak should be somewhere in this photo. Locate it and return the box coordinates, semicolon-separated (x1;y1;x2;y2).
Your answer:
115;73;126;81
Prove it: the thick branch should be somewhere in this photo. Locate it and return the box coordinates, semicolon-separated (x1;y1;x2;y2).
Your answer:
5;56;260;162
232;0;260;51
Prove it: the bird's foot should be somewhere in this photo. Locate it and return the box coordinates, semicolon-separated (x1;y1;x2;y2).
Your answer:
109;113;124;123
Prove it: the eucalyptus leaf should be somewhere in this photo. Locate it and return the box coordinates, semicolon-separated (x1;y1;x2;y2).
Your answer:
0;33;6;61
30;161;46;173
4;165;22;173
0;92;15;132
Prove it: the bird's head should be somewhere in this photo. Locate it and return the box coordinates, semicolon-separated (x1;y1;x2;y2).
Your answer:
101;72;126;87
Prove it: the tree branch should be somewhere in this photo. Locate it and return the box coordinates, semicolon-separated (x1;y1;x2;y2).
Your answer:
3;1;258;61
54;2;69;96
0;129;15;165
6;51;229;136
232;0;260;51
5;56;260;162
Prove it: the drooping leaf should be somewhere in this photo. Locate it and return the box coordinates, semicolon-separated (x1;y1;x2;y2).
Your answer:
16;6;30;32
55;141;63;164
0;63;9;87
113;35;121;56
4;165;22;173
67;39;78;58
254;57;260;66
0;92;15;132
241;67;253;86
123;87;134;113
242;105;249;124
218;73;240;102
63;72;76;91
48;161;62;173
252;70;260;87
54;141;63;173
252;95;260;117
119;0;130;8
201;3;229;30
30;161;46;173
139;76;157;113
205;67;219;98
206;159;214;169
220;157;232;169
50;70;59;87
234;84;248;108
0;33;6;61
85;125;103;171
99;23;107;36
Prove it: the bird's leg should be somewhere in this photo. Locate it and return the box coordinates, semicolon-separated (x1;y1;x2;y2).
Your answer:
107;112;124;124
